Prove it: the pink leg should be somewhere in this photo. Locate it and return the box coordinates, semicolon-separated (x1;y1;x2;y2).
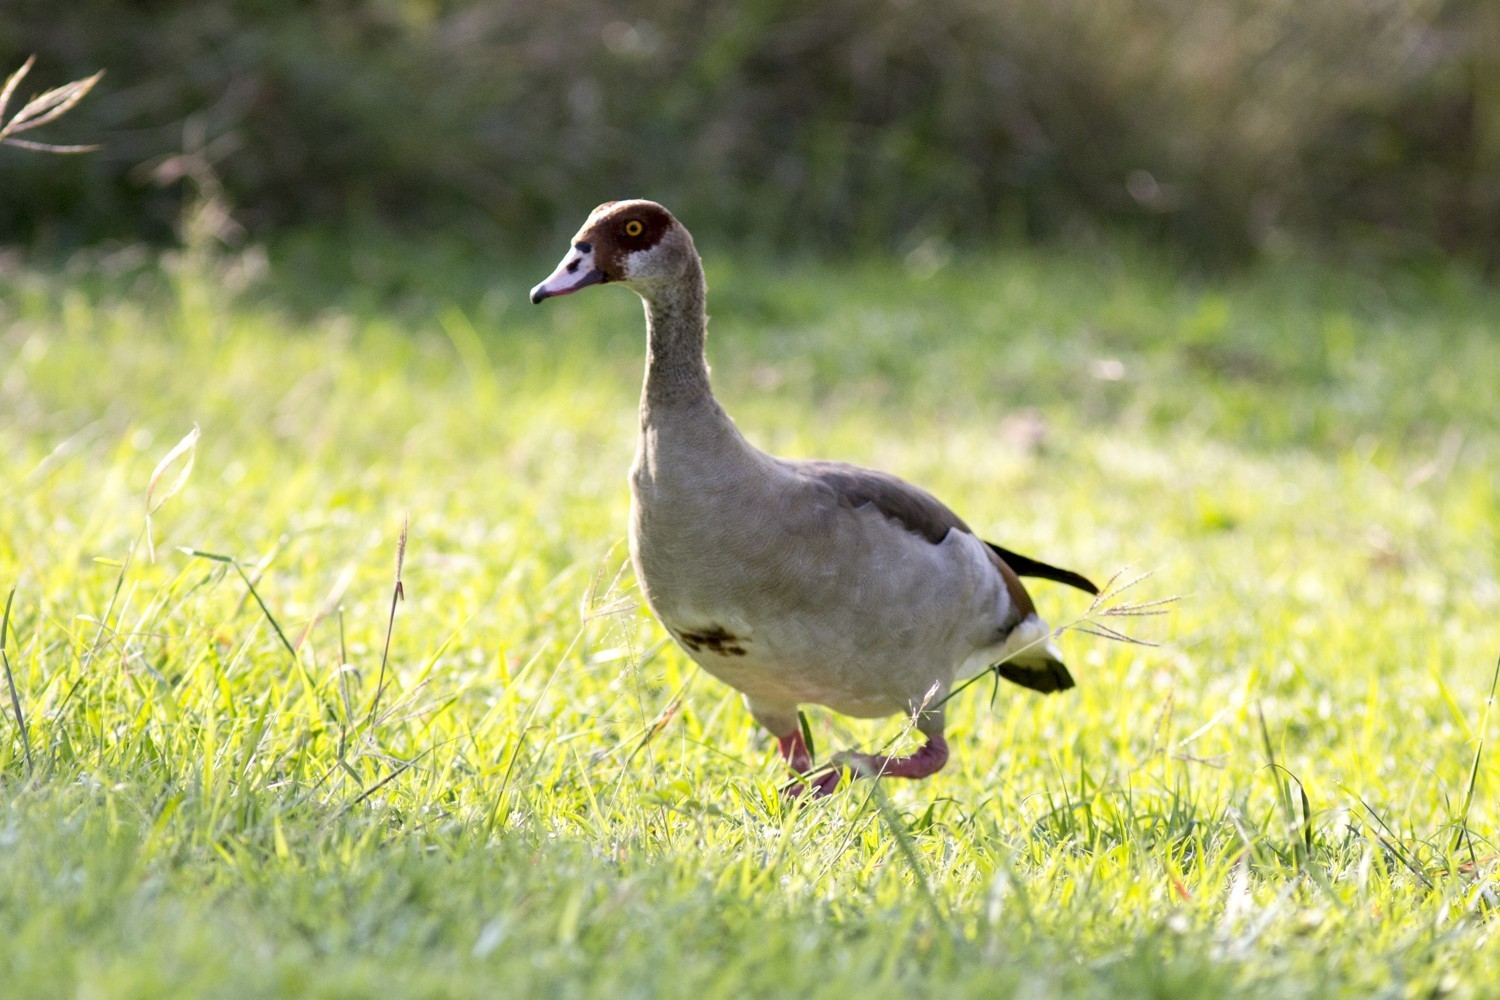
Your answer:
776;729;812;773
775;728;842;798
777;729;950;798
839;733;950;780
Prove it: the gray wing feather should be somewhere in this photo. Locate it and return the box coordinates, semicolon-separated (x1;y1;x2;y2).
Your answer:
792;459;1096;593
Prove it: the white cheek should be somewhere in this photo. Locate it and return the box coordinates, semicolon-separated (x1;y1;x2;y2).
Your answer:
621;247;655;281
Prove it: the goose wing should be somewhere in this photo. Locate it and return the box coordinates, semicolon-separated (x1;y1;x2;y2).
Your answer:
792;459;1097;594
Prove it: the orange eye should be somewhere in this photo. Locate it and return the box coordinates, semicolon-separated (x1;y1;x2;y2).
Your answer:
624;219;644;237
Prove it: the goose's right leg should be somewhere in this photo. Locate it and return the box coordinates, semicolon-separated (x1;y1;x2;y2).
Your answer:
750;700;841;798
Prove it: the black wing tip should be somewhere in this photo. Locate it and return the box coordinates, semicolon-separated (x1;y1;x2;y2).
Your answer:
987;543;1100;595
996;660;1077;695
1055;571;1100;596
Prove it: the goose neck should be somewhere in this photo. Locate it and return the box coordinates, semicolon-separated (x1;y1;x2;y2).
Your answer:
641;265;712;410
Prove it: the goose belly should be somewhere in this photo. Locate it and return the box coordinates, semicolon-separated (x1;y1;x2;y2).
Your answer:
631;500;1014;718
667;609;1007;719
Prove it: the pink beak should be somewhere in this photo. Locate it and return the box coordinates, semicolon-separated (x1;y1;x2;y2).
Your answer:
530;244;605;304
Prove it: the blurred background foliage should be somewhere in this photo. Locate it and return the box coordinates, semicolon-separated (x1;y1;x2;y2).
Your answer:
0;0;1497;263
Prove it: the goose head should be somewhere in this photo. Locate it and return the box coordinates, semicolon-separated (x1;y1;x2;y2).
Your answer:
530;200;696;305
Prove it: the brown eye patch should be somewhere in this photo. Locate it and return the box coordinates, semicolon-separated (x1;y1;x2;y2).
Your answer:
577;201;678;279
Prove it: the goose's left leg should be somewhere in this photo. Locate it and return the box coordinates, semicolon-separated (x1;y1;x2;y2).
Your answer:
756;701;950;797
834;709;949;781
800;709;950;794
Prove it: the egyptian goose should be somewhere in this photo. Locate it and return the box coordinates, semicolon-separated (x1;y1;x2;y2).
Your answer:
531;200;1096;794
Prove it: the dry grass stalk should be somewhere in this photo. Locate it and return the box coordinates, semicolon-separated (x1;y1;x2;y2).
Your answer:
0;56;101;154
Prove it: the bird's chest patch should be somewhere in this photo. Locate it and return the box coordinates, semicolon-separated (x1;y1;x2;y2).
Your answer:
671;624;749;657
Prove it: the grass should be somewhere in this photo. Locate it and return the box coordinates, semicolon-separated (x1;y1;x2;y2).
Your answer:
1;230;1498;998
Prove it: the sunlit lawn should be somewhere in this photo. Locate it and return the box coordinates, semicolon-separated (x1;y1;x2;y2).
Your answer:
1;233;1497;998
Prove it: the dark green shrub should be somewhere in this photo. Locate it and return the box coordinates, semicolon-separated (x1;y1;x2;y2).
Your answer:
1;0;1495;260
